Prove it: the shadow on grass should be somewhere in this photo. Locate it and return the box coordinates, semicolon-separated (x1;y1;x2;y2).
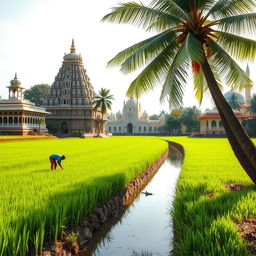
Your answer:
4;173;127;256
173;183;256;255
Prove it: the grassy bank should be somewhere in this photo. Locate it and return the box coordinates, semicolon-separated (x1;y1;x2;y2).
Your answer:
0;137;167;256
165;137;256;256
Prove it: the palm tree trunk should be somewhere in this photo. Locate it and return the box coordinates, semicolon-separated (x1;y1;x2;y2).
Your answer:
97;112;104;137
216;104;256;174
97;120;100;137
201;57;256;184
100;112;104;134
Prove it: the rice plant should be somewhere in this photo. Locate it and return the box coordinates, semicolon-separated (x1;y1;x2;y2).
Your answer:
164;137;256;256
0;136;167;256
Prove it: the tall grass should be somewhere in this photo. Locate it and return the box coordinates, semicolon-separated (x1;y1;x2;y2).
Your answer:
0;137;167;256
164;137;256;256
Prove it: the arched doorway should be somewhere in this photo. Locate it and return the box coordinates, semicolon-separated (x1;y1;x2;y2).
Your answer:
127;123;133;134
61;122;68;134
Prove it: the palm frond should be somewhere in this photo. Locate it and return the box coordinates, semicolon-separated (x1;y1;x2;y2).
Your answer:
121;30;177;73
146;17;175;32
126;42;179;98
206;0;256;19
193;61;223;104
208;39;252;90
173;0;216;13
107;32;173;67
101;2;180;29
150;0;192;23
185;33;205;63
216;31;256;61
160;42;189;107
208;60;223;89
193;67;207;104
217;13;256;35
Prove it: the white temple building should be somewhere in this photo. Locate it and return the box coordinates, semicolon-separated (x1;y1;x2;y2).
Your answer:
107;98;165;135
0;74;49;135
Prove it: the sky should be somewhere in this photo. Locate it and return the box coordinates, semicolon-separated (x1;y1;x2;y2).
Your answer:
0;0;255;115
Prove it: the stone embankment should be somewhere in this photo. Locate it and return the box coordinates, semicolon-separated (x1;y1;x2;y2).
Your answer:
42;144;180;256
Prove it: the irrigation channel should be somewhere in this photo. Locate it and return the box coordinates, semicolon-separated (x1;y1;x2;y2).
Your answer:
84;147;183;256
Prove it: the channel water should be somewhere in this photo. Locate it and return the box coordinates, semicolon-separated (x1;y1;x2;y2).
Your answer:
84;148;183;256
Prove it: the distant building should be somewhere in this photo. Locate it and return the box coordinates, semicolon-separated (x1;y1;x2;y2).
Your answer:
197;91;250;136
107;98;165;135
44;40;104;137
0;74;49;135
196;65;253;137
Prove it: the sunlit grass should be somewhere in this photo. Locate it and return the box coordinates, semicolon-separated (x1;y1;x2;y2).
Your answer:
0;137;167;256
164;137;256;256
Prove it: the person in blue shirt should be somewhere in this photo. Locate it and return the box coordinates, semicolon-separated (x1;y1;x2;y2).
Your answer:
49;154;66;170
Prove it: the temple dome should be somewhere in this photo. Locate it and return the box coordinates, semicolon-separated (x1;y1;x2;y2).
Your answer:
116;111;122;120
141;110;148;120
10;73;22;87
125;98;136;107
224;90;245;104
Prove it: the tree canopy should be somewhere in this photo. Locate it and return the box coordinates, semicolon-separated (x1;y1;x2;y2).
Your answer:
149;114;160;120
24;84;50;106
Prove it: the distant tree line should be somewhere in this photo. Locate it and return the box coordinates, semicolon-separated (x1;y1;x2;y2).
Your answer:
149;106;201;135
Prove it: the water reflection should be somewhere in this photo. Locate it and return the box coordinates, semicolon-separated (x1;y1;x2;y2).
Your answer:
83;148;183;256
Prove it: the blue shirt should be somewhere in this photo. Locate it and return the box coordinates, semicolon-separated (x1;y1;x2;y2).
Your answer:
50;154;63;164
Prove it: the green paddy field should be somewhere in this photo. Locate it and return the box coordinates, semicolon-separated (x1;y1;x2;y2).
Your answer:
0;137;167;255
166;137;256;256
1;136;255;256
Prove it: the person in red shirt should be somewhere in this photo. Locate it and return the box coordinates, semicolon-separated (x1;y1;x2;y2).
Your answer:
49;154;66;170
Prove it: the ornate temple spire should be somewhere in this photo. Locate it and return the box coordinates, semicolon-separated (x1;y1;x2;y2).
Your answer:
70;39;76;53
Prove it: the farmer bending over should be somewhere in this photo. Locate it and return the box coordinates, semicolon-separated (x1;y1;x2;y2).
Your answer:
49;154;66;170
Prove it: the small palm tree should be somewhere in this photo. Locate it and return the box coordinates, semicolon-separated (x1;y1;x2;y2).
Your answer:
249;94;256;114
103;0;256;183
159;110;169;119
93;88;114;137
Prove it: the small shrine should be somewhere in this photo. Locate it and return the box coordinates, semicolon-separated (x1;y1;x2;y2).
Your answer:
0;73;49;135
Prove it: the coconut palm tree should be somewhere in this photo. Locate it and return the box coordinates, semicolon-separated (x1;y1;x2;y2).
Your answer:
227;94;242;111
102;0;256;183
93;88;114;137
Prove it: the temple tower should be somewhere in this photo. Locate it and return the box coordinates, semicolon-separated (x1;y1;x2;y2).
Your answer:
44;40;102;137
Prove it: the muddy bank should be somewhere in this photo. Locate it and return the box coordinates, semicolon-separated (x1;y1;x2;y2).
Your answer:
42;148;169;256
0;136;56;142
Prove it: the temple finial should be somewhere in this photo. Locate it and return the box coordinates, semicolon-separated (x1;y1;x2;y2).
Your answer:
70;39;76;53
14;72;17;79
